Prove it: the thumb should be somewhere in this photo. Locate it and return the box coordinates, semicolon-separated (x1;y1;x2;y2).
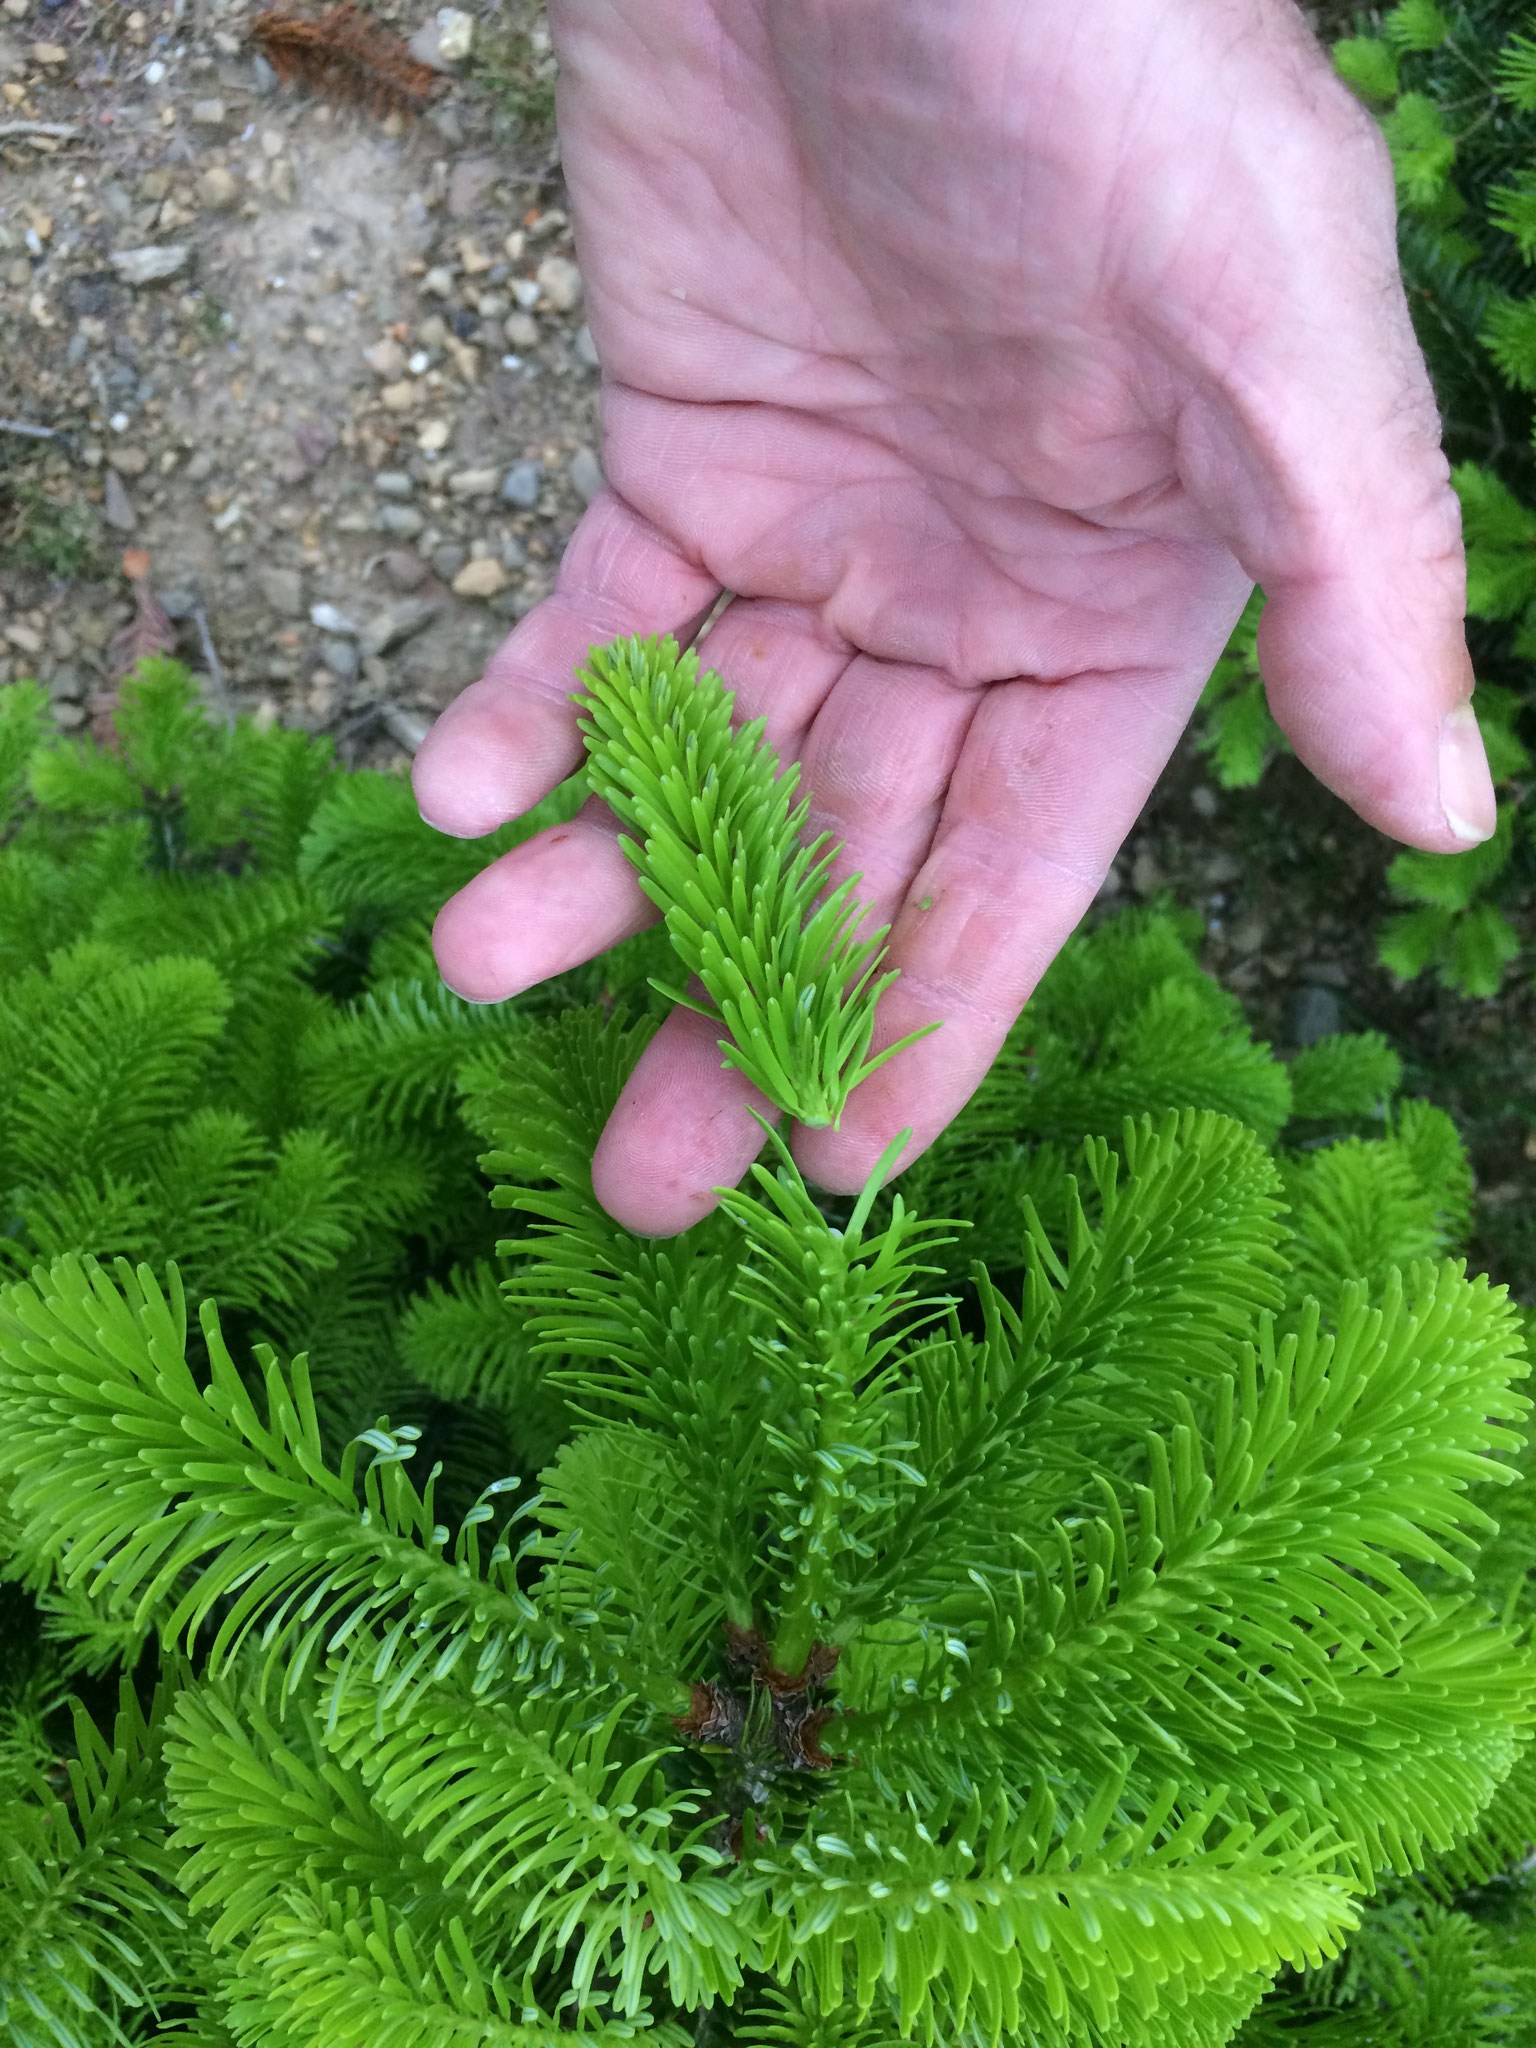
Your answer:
1255;526;1494;853
1173;130;1496;854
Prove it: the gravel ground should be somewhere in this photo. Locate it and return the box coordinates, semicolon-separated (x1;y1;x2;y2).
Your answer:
0;0;587;767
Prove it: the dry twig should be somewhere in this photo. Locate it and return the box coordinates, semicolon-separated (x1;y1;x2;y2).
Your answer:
0;122;80;141
191;599;235;729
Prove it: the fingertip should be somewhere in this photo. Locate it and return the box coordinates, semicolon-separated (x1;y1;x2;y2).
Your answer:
590;1010;780;1237
1255;585;1495;854
409;499;723;838
1438;700;1497;846
412;687;546;841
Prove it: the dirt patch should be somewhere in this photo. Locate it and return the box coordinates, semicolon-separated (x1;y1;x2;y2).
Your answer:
0;0;587;765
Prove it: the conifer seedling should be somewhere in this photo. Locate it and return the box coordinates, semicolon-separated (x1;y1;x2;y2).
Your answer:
0;659;1534;2045
576;633;940;1127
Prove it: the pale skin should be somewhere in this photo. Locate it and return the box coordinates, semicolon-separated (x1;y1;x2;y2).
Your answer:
413;0;1497;1236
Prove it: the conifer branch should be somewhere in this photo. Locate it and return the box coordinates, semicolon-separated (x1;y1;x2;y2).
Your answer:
576;635;939;1127
714;1121;957;1673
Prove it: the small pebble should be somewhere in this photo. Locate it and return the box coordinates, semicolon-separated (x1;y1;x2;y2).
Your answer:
536;255;583;313
381;550;428;590
365;337;406;380
382;704;432;752
1129;848;1162;898
373;470;414;498
190;97;227;124
294;420;338;468
1289;984;1344;1048
310;601;359;636
504;311;538;349
408;7;473;69
501;460;542;508
1201;851;1241;887
360;597;440;655
378;504;426;537
109;245;191;287
432;542;468;581
448;466;498;499
196;166;239;212
568;447;605;505
321;637;360;682
451;556;508;599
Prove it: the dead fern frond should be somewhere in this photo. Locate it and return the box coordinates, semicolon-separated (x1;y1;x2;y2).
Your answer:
250;4;442;119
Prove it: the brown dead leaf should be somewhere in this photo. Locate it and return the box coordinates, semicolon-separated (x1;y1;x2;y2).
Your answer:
108;550;176;685
89;550;178;744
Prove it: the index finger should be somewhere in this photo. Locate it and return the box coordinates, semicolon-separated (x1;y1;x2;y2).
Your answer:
411;491;721;839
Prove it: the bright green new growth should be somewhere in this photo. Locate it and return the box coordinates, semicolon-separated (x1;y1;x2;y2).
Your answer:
576;633;938;1127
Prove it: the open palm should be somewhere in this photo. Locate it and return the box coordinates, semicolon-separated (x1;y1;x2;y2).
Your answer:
414;0;1493;1235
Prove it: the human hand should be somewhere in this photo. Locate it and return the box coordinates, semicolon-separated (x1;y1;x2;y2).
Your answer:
413;0;1496;1236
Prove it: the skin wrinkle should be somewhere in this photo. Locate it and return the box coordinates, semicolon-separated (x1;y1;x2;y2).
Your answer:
939;804;1113;900
626;385;1204;622
695;607;856;752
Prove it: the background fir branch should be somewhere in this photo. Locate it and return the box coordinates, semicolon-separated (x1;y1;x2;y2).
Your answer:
0;1669;187;2048
300;976;533;1132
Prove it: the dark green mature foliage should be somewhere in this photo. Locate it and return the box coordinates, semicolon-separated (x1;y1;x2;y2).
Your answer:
1198;0;1536;995
0;653;1532;2045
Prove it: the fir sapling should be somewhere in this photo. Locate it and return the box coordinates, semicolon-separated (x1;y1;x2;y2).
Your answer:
0;651;1533;2043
